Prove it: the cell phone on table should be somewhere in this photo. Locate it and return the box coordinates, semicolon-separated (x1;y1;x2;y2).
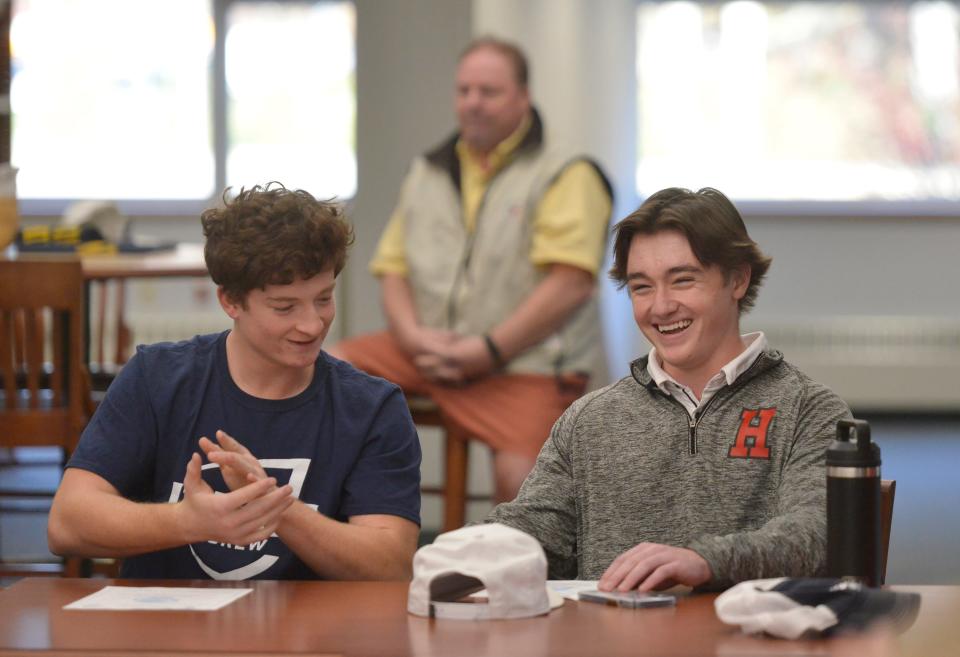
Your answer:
578;589;676;608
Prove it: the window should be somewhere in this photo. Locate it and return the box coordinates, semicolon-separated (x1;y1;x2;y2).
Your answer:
10;0;356;214
225;2;356;197
636;1;960;212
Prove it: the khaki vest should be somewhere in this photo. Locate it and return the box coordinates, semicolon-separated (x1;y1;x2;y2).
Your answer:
398;145;606;376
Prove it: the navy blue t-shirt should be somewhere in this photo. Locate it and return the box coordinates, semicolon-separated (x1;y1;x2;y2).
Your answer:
68;331;421;580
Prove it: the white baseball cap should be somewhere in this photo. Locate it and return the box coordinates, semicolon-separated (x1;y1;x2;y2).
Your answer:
407;523;564;620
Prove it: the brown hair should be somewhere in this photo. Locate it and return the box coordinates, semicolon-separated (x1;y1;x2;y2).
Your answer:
609;187;772;314
460;36;529;88
201;182;354;305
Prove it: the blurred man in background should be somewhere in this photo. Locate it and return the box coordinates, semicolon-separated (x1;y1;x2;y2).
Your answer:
332;37;612;503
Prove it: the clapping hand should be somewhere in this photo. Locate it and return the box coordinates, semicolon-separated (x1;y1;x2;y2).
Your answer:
177;452;293;546
199;430;268;492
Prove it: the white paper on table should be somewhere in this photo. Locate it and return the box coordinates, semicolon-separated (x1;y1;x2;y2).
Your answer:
547;580;601;601
63;586;253;611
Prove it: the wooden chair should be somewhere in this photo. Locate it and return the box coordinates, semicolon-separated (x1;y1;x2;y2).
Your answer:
407;396;482;533
0;256;91;578
880;478;896;585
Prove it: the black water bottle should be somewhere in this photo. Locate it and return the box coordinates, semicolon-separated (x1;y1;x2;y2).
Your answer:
826;418;882;587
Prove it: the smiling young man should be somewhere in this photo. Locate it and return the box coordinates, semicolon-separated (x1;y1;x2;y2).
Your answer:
488;187;851;591
48;184;421;580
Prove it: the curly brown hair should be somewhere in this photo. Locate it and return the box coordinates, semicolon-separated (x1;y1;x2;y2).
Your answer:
201;182;354;305
609;187;772;314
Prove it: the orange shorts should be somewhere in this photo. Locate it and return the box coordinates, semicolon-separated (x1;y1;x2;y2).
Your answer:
333;332;586;459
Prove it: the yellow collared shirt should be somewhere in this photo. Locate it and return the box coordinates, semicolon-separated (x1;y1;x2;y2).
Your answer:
371;116;611;277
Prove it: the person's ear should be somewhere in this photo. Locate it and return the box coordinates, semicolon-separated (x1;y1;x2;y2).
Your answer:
731;264;751;301
217;286;243;319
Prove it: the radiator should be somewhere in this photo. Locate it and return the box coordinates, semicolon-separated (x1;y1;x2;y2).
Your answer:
745;317;960;412
127;313;233;346
87;310;231;372
115;313;960;412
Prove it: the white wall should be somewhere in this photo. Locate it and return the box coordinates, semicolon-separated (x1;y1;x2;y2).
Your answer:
747;214;960;320
472;0;640;382
345;0;472;336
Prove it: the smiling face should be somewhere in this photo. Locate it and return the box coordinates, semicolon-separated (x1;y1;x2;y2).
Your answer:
219;269;336;392
626;230;749;391
455;46;530;154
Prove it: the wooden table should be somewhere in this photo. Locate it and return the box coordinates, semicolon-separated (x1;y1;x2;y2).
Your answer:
0;579;956;657
80;243;207;282
1;242;209;279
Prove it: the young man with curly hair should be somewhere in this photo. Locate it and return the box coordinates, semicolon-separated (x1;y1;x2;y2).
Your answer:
49;183;421;581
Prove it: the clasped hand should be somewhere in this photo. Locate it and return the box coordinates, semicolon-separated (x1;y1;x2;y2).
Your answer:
176;431;293;546
404;327;494;384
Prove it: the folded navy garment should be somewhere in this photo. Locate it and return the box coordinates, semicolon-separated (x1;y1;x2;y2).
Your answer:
715;578;921;639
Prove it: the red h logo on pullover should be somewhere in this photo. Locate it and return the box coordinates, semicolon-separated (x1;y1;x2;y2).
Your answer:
728;408;776;459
